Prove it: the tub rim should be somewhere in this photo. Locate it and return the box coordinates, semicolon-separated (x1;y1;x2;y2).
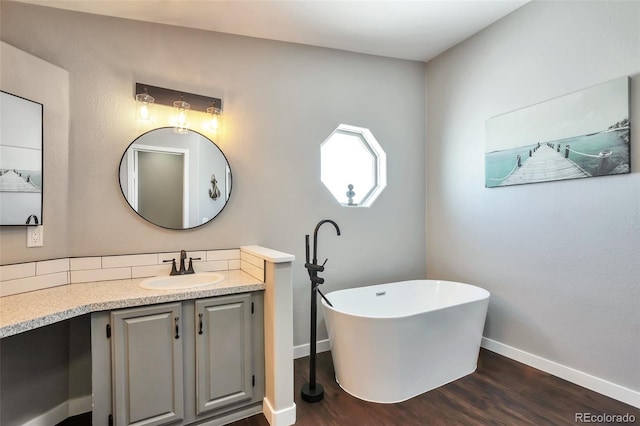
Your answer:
320;279;490;320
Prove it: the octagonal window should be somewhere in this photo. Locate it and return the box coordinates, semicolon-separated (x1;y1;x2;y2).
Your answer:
321;124;386;207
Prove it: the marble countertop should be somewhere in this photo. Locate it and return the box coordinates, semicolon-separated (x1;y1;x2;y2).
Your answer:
0;270;264;338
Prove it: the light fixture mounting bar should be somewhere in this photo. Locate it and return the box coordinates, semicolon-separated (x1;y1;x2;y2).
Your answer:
135;83;222;111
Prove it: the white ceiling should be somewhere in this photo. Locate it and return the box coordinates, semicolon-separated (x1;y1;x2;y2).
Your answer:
15;0;529;62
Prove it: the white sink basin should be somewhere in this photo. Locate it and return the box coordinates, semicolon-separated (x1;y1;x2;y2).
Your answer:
139;272;225;290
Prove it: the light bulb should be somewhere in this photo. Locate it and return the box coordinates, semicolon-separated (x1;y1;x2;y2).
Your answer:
139;104;150;120
209;115;219;131
206;105;221;133
177;111;186;126
135;91;154;122
173;99;190;134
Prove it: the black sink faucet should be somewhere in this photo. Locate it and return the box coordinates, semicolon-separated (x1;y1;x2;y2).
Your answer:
163;250;201;275
179;250;187;274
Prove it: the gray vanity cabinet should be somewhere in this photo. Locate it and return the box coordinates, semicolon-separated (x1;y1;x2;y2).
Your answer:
195;294;252;414
92;292;264;426
111;303;184;426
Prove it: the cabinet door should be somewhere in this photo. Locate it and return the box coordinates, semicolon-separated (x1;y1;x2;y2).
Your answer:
111;303;184;426
195;293;253;415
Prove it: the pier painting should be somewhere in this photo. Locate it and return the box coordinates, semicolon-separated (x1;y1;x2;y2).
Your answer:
485;77;630;188
0;91;43;225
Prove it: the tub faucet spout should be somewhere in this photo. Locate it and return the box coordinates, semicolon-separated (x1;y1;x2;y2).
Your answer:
312;219;341;265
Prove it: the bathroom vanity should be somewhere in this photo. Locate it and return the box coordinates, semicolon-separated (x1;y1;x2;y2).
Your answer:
0;246;296;426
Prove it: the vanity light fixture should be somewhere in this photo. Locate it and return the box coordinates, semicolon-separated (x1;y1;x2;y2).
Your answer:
134;83;223;133
135;87;154;122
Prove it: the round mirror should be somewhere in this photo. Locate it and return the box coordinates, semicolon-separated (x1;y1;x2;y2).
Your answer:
119;127;231;229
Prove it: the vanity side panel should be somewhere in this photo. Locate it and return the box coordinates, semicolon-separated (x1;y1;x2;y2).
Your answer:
251;291;266;406
91;311;112;426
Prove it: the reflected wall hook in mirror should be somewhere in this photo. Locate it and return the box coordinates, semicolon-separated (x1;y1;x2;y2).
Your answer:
209;174;221;200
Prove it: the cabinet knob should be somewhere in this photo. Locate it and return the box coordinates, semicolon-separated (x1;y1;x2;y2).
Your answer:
174;317;180;339
198;313;204;335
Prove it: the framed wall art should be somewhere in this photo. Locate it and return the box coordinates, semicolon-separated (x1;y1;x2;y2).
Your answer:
485;77;630;188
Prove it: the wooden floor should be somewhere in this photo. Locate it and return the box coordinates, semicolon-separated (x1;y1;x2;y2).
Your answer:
231;349;639;425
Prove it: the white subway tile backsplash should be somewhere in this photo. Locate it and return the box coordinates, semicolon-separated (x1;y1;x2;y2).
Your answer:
0;272;68;297
158;252;181;264
207;249;241;261
36;258;70;276
71;268;131;284
70;257;102;271
2;247;260;297
241;260;264;282
241;252;264;269
132;264;171;279
0;263;36;282
187;251;207;262
102;254;158;268
196;260;229;272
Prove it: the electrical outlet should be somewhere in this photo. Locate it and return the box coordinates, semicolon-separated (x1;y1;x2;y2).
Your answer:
27;225;44;247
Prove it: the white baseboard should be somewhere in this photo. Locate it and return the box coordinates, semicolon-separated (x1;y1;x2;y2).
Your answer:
68;395;92;417
293;338;331;359
481;337;640;409
22;401;68;426
262;398;296;426
21;395;92;426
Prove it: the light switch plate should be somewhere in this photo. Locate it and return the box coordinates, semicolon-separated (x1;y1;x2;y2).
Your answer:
27;225;44;247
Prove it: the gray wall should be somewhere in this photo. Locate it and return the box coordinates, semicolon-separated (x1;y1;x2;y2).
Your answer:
0;2;426;348
425;0;639;391
0;41;70;263
0;40;73;426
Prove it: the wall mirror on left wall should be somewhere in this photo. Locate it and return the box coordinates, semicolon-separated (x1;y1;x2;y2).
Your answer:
0;91;43;226
119;127;232;230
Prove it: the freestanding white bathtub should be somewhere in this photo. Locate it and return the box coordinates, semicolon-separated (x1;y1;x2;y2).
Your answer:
321;280;490;403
